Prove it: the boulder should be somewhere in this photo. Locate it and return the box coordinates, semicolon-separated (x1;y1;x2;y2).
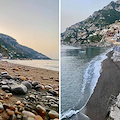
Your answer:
11;84;27;95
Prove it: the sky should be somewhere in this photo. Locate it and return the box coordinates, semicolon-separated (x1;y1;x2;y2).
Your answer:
62;0;117;32
0;0;59;59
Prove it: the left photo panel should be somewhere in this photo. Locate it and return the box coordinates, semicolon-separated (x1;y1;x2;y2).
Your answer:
0;0;59;119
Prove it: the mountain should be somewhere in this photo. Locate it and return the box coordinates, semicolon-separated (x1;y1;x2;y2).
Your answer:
61;0;120;45
0;33;50;59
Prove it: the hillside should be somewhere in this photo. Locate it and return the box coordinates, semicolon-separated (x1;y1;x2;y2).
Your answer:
61;0;120;45
0;33;50;59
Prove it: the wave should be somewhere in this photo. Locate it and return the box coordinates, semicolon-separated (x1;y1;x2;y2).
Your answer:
61;47;113;119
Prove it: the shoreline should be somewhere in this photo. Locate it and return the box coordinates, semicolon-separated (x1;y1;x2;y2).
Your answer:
80;50;120;120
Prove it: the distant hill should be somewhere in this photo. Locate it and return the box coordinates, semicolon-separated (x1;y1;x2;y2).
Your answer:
61;0;120;45
0;33;50;59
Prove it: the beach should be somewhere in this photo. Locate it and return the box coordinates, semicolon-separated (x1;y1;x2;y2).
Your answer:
79;50;120;120
0;60;59;119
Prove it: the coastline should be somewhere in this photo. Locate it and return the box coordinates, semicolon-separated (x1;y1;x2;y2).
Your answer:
80;50;120;120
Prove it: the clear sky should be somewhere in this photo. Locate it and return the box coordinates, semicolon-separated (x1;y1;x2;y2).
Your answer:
62;0;117;32
0;0;59;59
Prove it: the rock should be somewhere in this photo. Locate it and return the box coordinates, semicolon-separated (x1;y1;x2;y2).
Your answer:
6;109;14;116
11;114;17;120
28;117;35;120
13;68;19;71
22;110;36;118
46;96;56;100
29;95;36;101
22;81;32;89
48;110;59;119
22;115;28;120
45;85;53;90
2;85;10;91
32;81;39;87
36;105;46;117
35;115;43;120
35;84;43;91
48;90;58;96
16;101;21;105
1;72;8;75
19;76;27;81
11;84;27;95
2;74;13;79
0;102;4;113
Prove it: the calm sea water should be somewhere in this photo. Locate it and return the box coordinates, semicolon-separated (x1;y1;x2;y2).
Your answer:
61;45;111;119
4;59;59;71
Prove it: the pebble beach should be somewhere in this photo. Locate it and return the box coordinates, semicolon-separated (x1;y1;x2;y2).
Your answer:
0;60;59;120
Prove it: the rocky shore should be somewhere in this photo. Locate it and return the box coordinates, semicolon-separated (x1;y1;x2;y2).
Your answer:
0;60;59;120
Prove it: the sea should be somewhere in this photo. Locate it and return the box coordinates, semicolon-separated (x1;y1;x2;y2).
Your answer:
61;45;112;120
4;59;59;71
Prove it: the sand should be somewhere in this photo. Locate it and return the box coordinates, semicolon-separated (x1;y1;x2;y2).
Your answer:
0;60;59;86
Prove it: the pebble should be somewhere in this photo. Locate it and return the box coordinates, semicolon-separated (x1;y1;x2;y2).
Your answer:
22;110;36;118
35;115;43;120
36;105;46;117
48;110;59;119
0;102;4;113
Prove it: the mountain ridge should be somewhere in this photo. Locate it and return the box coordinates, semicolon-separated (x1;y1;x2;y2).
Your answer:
0;33;50;59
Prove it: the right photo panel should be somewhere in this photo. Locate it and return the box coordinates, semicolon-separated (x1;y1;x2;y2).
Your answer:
61;0;120;120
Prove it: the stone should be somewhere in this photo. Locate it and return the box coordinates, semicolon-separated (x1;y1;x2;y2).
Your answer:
0;102;4;113
2;85;10;91
35;84;43;91
46;96;56;100
28;117;35;120
48;90;58;96
29;95;36;101
22;115;28;120
22;81;32;89
11;114;17;120
11;84;27;95
6;109;14;116
1;72;8;75
35;115;43;120
48;110;59;119
32;81;39;87
19;76;27;81
13;68;19;71
36;105;46;117
22;110;36;118
2;74;13;79
45;85;53;90
16;101;21;105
